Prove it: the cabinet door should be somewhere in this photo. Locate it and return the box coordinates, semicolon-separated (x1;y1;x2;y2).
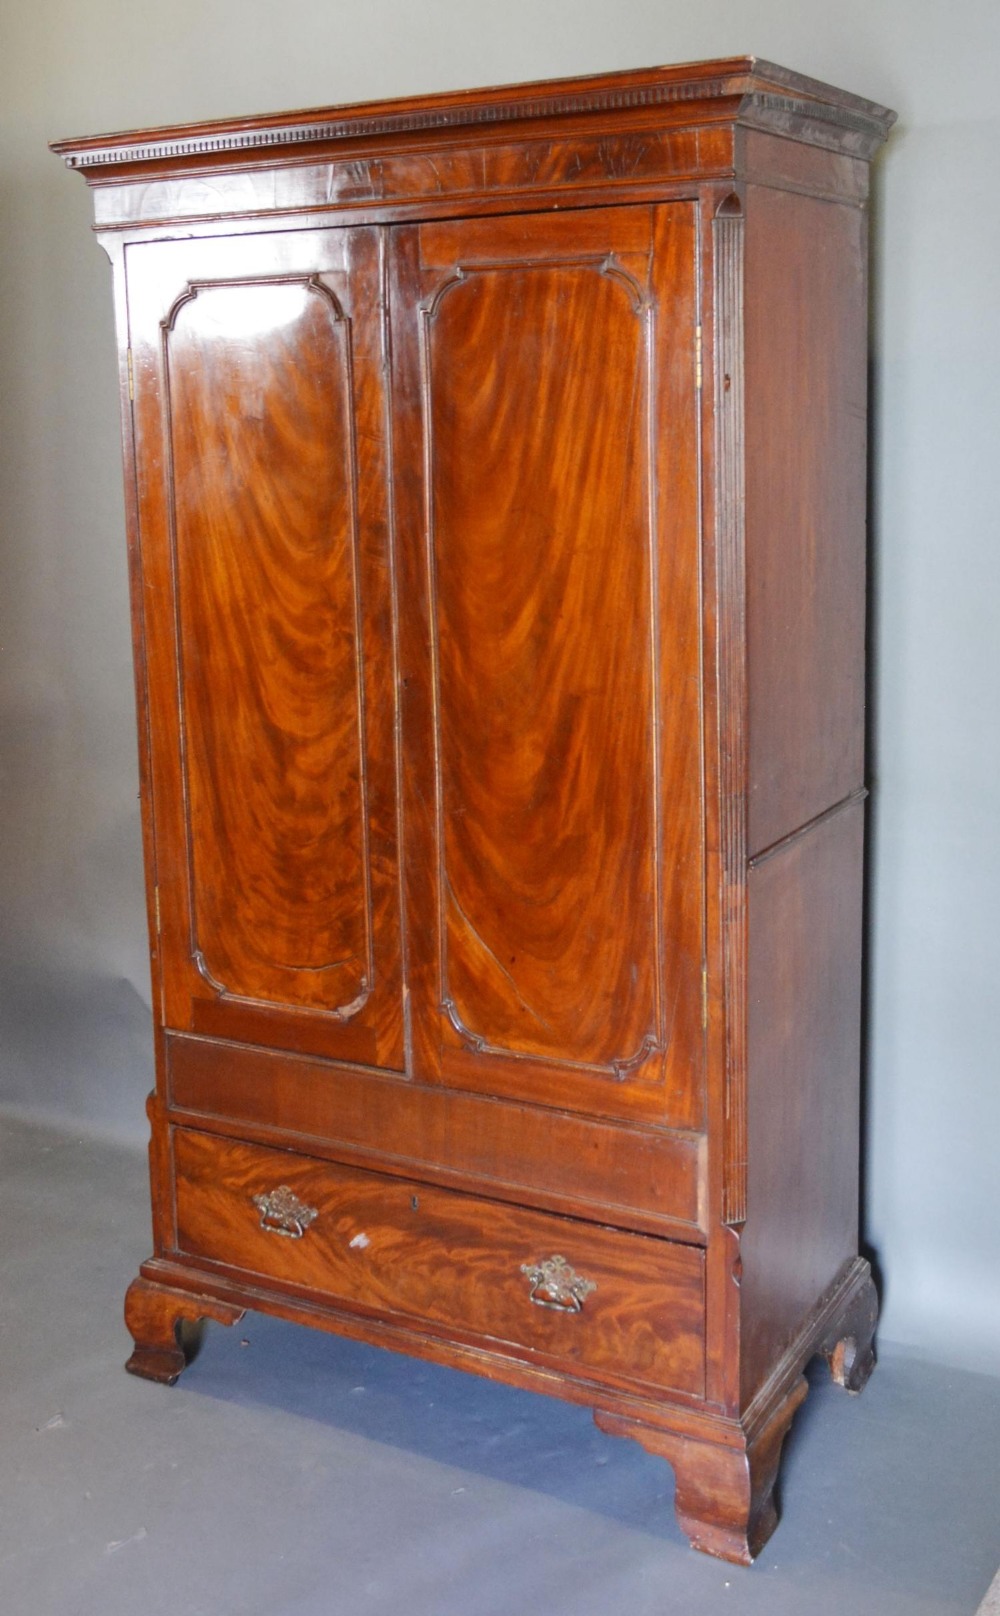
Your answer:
391;205;704;1129
127;227;403;1068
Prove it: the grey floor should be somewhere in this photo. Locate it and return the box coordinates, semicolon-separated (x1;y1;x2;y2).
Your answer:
1;1113;998;1616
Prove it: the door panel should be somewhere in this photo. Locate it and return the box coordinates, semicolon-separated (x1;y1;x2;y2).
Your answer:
169;279;369;1012
128;227;403;1068
391;205;704;1128
432;258;656;1073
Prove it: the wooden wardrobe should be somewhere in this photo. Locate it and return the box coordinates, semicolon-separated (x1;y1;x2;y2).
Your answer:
53;57;894;1564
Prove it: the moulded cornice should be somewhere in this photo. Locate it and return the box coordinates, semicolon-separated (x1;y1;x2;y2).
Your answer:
50;57;896;177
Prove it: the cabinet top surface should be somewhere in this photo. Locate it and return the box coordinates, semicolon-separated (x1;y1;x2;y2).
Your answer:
51;57;895;177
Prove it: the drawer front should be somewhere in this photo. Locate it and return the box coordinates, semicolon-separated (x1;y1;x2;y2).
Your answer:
172;1129;705;1398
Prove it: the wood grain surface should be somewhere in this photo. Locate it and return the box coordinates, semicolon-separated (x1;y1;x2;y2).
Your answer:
740;800;865;1404
165;1031;706;1238
744;183;868;856
429;246;658;1068
392;204;704;1127
127;227;404;1067
172;1126;706;1397
168;278;369;1010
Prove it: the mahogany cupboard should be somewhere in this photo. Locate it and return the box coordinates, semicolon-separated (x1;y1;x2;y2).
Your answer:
53;58;894;1564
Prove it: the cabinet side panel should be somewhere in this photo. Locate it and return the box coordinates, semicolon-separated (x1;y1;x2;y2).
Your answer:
740;802;863;1406
744;186;867;856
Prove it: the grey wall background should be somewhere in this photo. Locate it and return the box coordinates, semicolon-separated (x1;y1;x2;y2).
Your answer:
1;0;998;1374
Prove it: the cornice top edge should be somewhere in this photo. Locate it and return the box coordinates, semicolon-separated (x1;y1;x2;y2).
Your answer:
51;59;896;175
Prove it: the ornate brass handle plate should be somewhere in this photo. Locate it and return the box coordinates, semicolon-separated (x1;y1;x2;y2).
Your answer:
521;1254;597;1313
252;1185;318;1239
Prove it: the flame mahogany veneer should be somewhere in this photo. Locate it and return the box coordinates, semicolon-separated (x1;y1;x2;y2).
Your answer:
54;58;894;1565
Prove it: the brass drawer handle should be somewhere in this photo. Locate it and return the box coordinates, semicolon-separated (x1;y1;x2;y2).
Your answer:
252;1185;318;1239
521;1254;597;1313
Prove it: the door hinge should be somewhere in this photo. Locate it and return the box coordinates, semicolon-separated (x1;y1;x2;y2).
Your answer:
153;884;161;934
701;965;709;1029
695;325;703;391
126;347;134;401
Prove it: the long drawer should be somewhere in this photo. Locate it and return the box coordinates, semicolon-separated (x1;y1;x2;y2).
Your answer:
171;1128;706;1399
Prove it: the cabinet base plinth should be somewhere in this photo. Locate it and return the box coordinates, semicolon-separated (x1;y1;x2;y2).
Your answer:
596;1377;808;1565
124;1276;245;1385
594;1259;878;1562
819;1268;878;1394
